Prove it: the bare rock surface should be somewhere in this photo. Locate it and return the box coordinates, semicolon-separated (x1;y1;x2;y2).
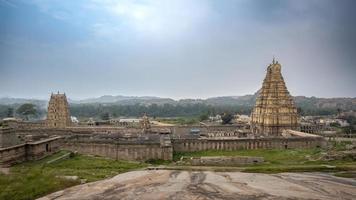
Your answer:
38;170;356;200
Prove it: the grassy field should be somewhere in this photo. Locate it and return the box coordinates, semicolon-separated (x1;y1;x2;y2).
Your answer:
1;142;355;200
173;143;356;173
0;151;146;200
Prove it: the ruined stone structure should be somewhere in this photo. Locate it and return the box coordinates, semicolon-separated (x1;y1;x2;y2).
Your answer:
62;136;173;161
1;125;325;166
47;93;71;128
0;128;20;148
251;59;299;136
0;136;61;166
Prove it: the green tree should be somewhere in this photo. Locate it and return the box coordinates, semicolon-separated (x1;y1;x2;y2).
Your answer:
7;107;14;117
16;103;37;120
221;112;233;124
101;112;110;120
343;116;356;126
297;107;304;116
337;108;342;115
199;113;209;121
330;122;341;127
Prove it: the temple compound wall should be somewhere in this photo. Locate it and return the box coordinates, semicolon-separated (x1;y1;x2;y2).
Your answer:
170;125;246;136
172;137;326;153
61;142;172;161
61;136;173;161
0;128;21;148
0;136;61;166
0;131;326;165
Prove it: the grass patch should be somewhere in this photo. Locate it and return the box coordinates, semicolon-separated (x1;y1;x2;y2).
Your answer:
243;164;356;173
331;141;352;151
174;148;323;164
333;171;356;178
0;151;146;200
173;148;356;173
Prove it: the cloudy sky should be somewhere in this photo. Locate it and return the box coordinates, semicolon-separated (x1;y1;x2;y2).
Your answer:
0;0;355;100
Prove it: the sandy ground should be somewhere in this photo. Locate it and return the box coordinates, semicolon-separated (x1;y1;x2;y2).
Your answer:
38;170;356;200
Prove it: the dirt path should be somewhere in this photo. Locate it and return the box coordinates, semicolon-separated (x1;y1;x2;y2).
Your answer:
38;170;356;200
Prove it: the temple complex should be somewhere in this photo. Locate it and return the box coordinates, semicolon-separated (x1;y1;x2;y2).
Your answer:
1;64;326;166
250;59;299;136
46;92;71;128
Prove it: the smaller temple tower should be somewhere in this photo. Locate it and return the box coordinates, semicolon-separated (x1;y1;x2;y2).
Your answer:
141;113;151;133
47;92;71;128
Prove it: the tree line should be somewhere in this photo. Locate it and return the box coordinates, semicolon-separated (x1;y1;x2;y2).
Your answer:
69;103;253;119
0;102;345;120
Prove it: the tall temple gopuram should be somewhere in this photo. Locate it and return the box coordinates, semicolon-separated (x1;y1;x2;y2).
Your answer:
250;59;299;136
47;92;71;128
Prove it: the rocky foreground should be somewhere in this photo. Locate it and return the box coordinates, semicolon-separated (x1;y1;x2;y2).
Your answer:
39;170;356;200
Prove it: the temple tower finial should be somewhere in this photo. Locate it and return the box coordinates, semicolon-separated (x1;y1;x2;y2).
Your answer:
272;56;275;64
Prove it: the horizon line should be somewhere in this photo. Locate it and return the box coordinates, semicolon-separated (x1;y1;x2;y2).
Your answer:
1;93;356;102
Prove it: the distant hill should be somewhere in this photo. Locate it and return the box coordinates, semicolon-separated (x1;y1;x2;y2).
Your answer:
0;97;47;107
69;95;258;106
69;95;168;104
293;96;356;112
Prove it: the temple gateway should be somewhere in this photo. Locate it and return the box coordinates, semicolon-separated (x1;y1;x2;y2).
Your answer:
250;59;299;136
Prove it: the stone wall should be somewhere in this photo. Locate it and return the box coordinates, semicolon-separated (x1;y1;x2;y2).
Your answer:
0;128;21;148
0;136;61;166
5;121;46;130
169;126;208;136
10;125;248;138
13;127;143;137
25;137;62;161
165;125;250;140
1;125;328;164
0;144;26;166
61;141;173;161
172;137;326;152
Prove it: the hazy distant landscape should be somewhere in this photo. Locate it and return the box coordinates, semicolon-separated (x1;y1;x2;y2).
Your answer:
1;94;355;119
1;1;356;200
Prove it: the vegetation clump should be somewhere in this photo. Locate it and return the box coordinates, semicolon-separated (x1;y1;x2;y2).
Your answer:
0;151;146;200
173;145;356;173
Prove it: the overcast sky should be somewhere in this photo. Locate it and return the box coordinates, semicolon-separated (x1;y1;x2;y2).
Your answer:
0;0;355;100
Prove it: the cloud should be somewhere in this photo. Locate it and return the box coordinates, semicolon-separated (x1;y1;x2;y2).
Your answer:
0;0;17;8
1;0;356;98
25;0;212;41
91;23;121;38
88;0;212;39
